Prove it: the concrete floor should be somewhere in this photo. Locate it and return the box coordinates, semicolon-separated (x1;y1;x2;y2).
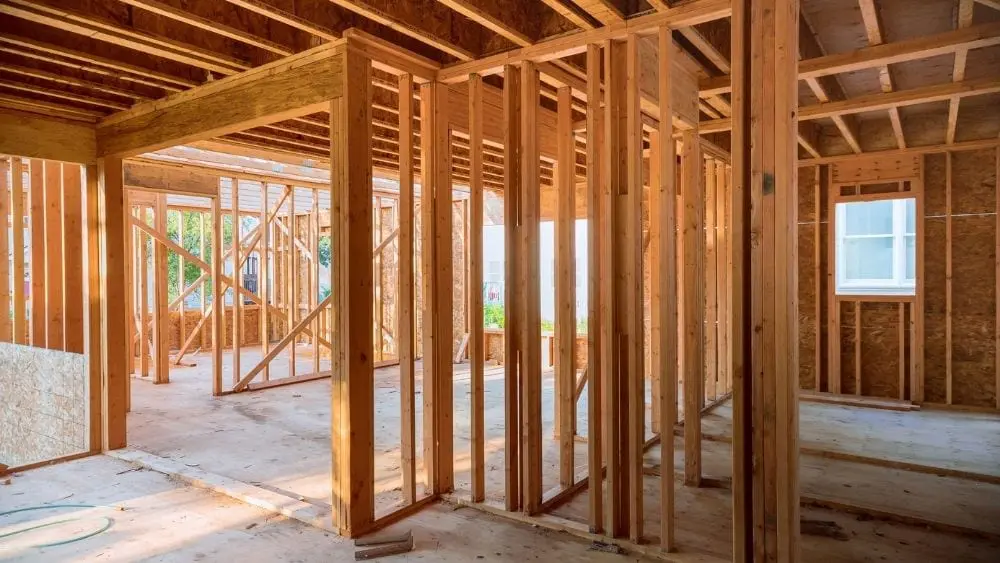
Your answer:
122;345;1000;561
0;456;629;562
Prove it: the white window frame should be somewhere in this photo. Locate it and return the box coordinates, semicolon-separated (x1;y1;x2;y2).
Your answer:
835;197;916;296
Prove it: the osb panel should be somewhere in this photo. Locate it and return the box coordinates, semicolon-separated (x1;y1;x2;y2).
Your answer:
923;217;948;403
819;217;830;393
859;302;902;399
951;215;997;408
0;343;87;468
951;150;998;215
923;153;948;216
798;165;818;222
798;222;817;390
839;301;858;396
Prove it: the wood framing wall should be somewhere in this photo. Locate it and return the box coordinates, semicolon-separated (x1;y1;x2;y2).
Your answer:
797;148;1000;410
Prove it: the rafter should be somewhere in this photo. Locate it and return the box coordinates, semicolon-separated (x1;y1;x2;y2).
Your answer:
698;21;1000;95
948;0;976;144
573;0;625;25
222;0;340;41
800;13;861;153
0;63;151;101
537;0;597;30
434;0;532;46
0;33;195;92
324;0;476;60
116;0;295;57
0;0;249;75
858;0;905;149
0;78;129;111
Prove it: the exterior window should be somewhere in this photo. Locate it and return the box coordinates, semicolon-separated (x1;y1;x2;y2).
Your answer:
835;198;915;296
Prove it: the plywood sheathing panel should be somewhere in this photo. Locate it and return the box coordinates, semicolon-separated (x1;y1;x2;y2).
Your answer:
798;166;818;391
839;301;858;396
859;302;902;399
950;149;998;408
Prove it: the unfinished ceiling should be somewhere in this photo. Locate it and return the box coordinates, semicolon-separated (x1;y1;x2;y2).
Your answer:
0;0;998;165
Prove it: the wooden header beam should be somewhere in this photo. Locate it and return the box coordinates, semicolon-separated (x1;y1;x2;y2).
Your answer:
0;108;97;164
97;41;346;157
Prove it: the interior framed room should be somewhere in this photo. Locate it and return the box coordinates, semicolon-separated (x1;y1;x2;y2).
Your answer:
1;0;998;561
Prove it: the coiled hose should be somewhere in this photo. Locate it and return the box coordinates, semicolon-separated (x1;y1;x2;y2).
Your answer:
0;504;119;548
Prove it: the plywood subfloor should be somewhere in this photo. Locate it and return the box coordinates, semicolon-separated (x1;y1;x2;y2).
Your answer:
0;456;627;562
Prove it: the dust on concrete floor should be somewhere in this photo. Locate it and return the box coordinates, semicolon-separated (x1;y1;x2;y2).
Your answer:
0;455;637;562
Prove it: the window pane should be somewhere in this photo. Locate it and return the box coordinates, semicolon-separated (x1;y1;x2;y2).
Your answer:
844;237;894;280
905;234;916;280
904;198;916;234
844;200;893;236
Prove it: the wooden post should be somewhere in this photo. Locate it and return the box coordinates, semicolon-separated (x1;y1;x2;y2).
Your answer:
681;129;704;488
312;188;320;376
63;164;84;354
705;157;718;403
98;156;127;450
624;35;645;543
330;44;375;537
178;210;186;351
200;211;207;352
602;39;626;537
555;85;576;489
731;0;801;559
44;160;64;350
945;152;953;404
398;72;417;505
261;183;270;382
585;42;603;535
153;194;169;384
233;179;242;385
519;60;542;515
716;160;729;395
85;164;102;452
11;158;26;345
469;72;486;503
419;79;454;496
0;158;8;343
212;196;223;397
138;208;149;377
29;160;45;348
288;186;296;379
502;63;522;513
656;24;678;552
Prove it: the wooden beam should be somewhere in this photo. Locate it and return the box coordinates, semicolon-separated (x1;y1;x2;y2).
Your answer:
0;109;97;164
947;0;975;145
96;42;346;157
730;0;800;559
330;46;375;537
574;0;625;26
